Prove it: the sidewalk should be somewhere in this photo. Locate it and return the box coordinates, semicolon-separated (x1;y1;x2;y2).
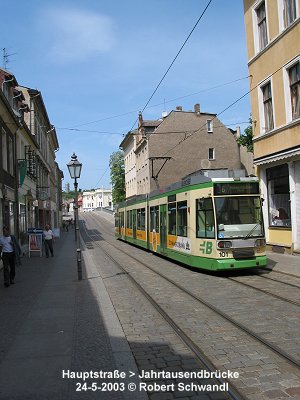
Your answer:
266;251;300;277
0;230;145;400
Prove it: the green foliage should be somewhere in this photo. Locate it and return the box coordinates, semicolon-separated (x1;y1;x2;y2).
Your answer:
62;188;82;201
109;150;125;204
62;190;76;201
237;117;253;153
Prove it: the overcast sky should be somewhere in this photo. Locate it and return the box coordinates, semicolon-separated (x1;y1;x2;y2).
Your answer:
2;0;250;190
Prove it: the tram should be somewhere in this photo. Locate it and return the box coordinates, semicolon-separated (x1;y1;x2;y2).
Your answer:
115;176;267;271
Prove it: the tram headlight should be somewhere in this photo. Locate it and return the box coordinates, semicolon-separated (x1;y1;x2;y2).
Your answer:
255;239;266;247
217;241;232;249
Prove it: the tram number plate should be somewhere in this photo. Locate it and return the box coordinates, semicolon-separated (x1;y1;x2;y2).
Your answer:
219;251;229;257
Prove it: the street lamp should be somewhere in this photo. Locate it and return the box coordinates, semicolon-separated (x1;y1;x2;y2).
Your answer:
67;153;82;280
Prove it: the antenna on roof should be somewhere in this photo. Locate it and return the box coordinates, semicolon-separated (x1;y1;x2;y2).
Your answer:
2;47;17;70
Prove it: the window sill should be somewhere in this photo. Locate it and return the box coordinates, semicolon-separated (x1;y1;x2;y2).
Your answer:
268;226;291;230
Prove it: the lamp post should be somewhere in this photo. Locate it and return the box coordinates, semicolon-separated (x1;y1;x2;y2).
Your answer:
67;153;82;280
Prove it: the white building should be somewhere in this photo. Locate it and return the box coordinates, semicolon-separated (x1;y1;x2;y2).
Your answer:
82;188;113;212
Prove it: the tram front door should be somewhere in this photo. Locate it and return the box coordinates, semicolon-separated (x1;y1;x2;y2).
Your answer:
160;204;167;253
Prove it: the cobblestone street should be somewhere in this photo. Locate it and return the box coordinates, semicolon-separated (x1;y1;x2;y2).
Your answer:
1;211;300;400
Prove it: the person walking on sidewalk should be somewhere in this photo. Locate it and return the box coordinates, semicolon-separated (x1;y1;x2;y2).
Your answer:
43;224;54;258
0;226;21;287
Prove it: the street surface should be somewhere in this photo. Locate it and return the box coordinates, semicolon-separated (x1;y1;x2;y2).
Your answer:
0;210;300;400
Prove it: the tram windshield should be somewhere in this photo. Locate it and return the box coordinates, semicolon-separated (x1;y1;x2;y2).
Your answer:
215;196;264;239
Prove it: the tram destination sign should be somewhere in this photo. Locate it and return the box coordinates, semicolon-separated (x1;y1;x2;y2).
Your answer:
214;182;259;196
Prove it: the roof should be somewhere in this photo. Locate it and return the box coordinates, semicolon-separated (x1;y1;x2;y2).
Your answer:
142;120;162;127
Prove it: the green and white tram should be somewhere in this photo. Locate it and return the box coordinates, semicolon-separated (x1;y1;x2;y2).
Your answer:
115;176;267;271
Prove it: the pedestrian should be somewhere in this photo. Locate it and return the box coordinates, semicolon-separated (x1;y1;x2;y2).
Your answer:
0;226;21;287
43;224;54;258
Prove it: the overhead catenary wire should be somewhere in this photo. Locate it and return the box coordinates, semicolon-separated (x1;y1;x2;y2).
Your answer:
54;121;250;136
2;74;250;132
128;0;213;133
68;74;249;129
160;61;288;157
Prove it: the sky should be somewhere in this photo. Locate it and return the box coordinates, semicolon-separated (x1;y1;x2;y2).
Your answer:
1;0;250;191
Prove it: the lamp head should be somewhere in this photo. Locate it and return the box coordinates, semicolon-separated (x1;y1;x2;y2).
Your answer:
67;153;82;179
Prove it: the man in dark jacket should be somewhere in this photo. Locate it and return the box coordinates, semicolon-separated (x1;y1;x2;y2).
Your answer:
0;226;21;287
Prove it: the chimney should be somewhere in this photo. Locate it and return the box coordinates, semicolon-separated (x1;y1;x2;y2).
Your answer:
176;106;182;111
138;111;143;127
236;126;241;138
194;103;200;115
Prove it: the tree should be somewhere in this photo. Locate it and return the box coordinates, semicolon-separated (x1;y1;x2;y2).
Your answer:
237;117;253;153
109;150;125;204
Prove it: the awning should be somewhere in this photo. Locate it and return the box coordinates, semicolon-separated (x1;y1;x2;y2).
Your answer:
254;147;300;166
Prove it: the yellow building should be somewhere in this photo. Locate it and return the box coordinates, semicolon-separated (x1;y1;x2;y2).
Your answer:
244;0;300;253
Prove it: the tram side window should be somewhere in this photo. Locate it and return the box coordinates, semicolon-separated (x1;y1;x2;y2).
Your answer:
150;206;159;231
137;208;146;230
115;213;119;227
196;198;215;238
120;212;124;228
127;210;133;229
168;203;177;235
177;201;187;237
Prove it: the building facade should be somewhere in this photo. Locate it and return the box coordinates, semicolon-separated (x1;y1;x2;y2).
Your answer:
20;87;60;230
82;188;113;212
244;0;300;252
121;105;245;198
0;68;62;249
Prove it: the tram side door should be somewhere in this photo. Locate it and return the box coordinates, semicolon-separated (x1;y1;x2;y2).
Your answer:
160;204;167;253
133;210;137;240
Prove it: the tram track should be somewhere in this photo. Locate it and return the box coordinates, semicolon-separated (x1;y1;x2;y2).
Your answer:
258;270;300;288
87;212;300;307
80;213;300;373
226;277;300;307
80;215;243;400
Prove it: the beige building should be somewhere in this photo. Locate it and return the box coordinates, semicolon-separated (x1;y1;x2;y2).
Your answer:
244;0;300;252
120;105;246;198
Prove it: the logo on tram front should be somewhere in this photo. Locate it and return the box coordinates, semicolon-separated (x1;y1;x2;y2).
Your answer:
199;241;213;255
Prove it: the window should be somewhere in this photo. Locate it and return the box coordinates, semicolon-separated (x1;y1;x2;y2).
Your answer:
262;82;274;131
168;203;177;235
120;212;124;228
284;0;297;27
196;198;215;238
257;2;268;50
150;206;159;232
1;129;8;171
8;137;13;175
127;210;133;229
137;208;145;230
177;201;187;237
208;148;215;160
267;164;291;227
289;62;300;120
207;119;213;133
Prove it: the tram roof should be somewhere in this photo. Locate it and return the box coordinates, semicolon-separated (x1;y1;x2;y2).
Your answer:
117;175;259;208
